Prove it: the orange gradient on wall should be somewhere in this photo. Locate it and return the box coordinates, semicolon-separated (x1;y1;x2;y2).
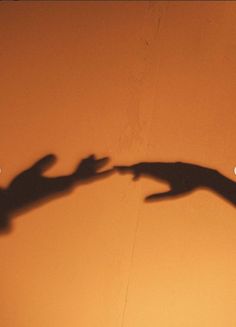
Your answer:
0;1;236;326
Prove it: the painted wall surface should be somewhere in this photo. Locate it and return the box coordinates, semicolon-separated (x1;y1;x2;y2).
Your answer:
0;1;236;326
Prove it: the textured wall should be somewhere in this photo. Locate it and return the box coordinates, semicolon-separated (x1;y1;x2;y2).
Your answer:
0;1;236;326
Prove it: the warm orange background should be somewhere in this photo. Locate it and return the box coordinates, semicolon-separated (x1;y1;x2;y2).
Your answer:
1;1;236;326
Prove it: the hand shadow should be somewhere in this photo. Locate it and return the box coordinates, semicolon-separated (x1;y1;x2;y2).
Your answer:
115;161;236;206
0;154;114;233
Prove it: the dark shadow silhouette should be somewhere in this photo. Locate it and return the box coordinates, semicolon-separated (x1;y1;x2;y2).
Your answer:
0;154;114;233
115;161;236;206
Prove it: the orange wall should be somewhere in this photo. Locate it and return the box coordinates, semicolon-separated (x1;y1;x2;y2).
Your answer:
0;1;236;326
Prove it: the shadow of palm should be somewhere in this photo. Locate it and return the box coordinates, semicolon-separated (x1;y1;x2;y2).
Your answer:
115;161;236;206
0;154;113;233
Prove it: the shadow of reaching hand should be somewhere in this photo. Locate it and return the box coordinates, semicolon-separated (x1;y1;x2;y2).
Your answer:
0;154;113;233
115;161;236;206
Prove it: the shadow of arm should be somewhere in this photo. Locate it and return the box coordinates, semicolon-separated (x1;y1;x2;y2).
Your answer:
206;170;236;206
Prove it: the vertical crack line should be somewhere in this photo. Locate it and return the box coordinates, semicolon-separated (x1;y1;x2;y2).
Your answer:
121;203;141;327
120;2;168;326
